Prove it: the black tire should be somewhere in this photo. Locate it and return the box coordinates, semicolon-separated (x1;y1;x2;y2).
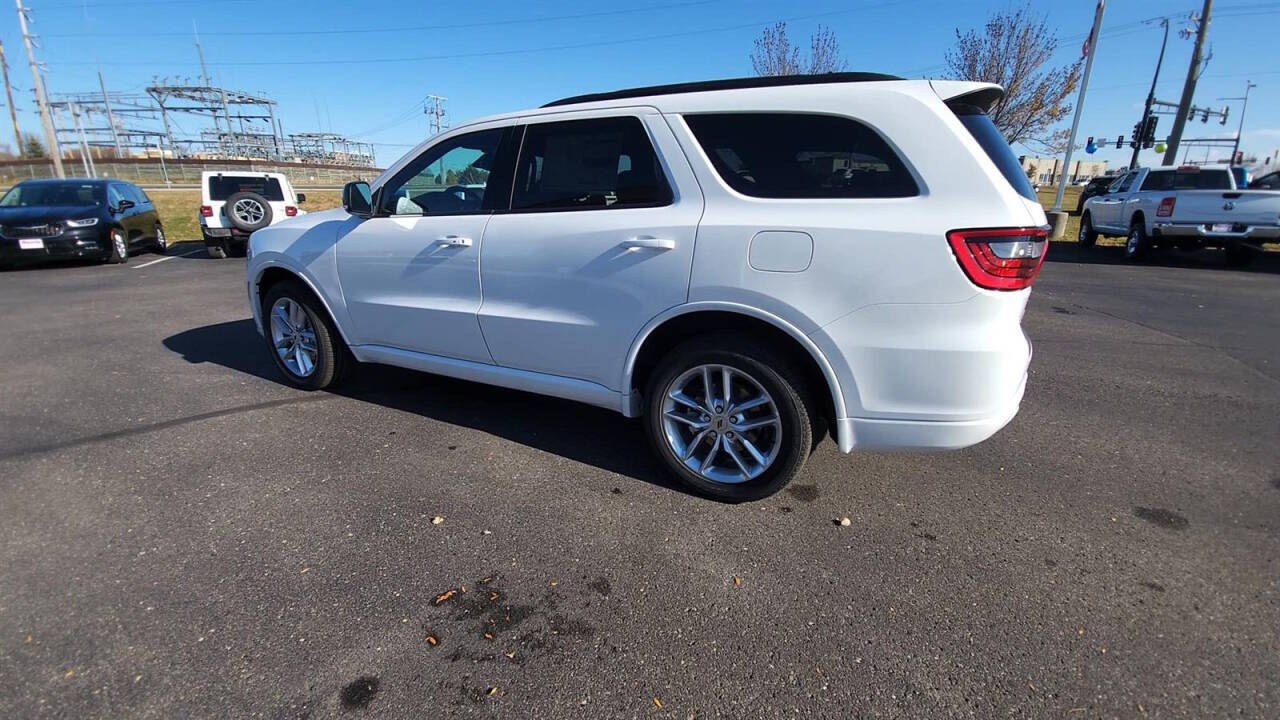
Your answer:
1224;243;1259;268
261;279;349;390
206;242;228;259
1078;211;1097;248
105;227;128;264
223;191;273;232
643;335;815;502
153;223;167;254
1124;219;1150;261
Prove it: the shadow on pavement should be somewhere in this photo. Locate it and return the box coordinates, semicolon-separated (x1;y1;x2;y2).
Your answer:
1046;241;1280;274
163;319;682;493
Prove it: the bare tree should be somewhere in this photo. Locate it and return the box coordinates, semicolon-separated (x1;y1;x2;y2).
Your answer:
751;22;845;76
945;4;1081;148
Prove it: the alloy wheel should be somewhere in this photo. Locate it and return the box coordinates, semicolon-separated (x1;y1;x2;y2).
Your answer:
660;363;781;484
233;198;265;225
113;231;127;259
269;297;319;377
155;225;167;251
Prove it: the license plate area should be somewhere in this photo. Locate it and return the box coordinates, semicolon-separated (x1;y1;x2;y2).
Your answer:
1211;223;1233;233
18;238;44;250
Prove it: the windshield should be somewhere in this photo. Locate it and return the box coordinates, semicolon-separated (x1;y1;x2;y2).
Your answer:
0;183;104;207
950;104;1037;201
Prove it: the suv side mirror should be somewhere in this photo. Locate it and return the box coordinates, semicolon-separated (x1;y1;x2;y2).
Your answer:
295;192;306;203
342;181;372;217
116;199;134;212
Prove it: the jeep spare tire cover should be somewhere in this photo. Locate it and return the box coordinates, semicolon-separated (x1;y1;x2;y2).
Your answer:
224;191;273;232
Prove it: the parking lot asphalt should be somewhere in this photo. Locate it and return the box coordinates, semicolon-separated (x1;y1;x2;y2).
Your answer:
1;245;1278;718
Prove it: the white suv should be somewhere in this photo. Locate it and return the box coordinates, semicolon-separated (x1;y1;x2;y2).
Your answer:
245;74;1047;501
199;171;306;258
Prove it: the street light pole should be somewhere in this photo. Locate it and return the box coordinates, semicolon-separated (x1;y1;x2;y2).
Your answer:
1225;81;1255;163
1050;0;1105;231
1129;18;1169;170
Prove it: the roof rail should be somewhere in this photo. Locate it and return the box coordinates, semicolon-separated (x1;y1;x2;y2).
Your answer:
542;72;905;108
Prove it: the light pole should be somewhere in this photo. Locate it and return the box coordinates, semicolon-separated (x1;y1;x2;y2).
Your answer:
1218;81;1256;164
1050;0;1105;236
1129;18;1169;170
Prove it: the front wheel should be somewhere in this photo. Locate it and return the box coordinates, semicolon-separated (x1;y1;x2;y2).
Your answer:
644;337;814;502
105;228;128;264
1078;212;1097;248
261;280;349;390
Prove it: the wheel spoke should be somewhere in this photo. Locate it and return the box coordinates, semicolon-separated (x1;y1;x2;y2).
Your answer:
272;306;294;333
721;367;732;407
738;434;768;465
683;429;710;460
668;390;704;413
733;414;779;432
699;435;722;473
730;395;770;414
723;440;752;477
664;411;707;429
701;366;714;408
288;301;304;328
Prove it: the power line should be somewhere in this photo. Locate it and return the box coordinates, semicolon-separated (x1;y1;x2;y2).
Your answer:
44;1;927;68
42;0;726;37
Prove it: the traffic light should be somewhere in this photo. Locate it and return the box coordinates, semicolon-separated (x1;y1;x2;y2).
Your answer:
1115;135;1124;149
1141;116;1159;148
1129;122;1141;148
1221;106;1230;126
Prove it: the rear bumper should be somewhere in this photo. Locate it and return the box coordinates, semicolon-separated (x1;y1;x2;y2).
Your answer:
810;291;1033;454
1152;222;1280;241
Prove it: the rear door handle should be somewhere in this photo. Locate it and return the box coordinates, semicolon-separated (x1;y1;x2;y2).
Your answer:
437;235;473;247
621;237;675;251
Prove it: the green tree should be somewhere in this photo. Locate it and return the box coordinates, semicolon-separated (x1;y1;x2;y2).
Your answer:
445;169;458;185
456;165;489;185
22;132;46;158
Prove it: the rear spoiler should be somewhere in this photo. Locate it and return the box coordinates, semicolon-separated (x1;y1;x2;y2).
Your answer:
929;80;1005;113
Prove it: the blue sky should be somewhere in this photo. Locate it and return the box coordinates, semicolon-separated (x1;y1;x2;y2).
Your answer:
3;0;1278;169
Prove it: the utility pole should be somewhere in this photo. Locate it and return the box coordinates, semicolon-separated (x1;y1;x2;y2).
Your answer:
69;102;94;177
0;40;22;157
425;95;447;134
1219;81;1256;163
1162;0;1213;166
1130;18;1169;170
15;0;63;177
97;70;122;157
1050;0;1104;232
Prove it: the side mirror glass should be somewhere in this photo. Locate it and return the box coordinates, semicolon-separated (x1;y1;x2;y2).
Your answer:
342;182;372;217
295;192;306;203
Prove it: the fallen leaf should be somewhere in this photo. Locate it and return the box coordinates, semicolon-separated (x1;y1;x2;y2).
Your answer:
504;650;516;659
433;589;456;605
1137;703;1146;714
460;585;467;593
839;517;852;527
549;580;558;587
431;516;445;525
25;634;32;644
425;635;438;646
483;632;494;641
489;591;500;602
653;697;663;708
480;576;493;585
300;567;311;574
64;669;74;678
732;576;742;587
482;529;492;535
487;686;498;696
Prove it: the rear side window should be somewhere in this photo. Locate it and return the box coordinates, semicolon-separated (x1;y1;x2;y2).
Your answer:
511;116;671;211
950;104;1037;201
683;113;917;198
208;176;285;202
1141;169;1233;191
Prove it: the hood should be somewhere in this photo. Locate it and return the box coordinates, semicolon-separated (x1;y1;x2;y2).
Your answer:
0;204;101;226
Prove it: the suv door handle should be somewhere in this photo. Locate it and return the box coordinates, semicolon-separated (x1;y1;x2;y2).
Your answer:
437;235;473;247
621;237;675;251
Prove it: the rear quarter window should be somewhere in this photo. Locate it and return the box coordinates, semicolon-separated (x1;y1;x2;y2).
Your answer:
207;176;286;202
682;113;918;198
949;104;1037;201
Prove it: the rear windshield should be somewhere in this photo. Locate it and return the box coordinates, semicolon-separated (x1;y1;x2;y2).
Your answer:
1140;169;1233;191
0;182;104;207
207;175;285;201
950;104;1037;201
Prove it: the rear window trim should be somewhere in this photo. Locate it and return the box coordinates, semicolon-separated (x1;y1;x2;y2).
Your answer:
680;110;922;201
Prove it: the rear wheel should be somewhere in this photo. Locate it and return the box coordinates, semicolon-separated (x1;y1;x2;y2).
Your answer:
261;280;348;390
1124;220;1150;261
1078;212;1097;248
644;336;814;502
153;223;167;254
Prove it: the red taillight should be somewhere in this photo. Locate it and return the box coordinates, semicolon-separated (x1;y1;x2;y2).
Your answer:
947;227;1049;291
1156;196;1175;217
199;205;213;217
285;205;297;217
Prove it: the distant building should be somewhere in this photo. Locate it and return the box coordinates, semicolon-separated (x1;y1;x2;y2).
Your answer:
1018;156;1109;185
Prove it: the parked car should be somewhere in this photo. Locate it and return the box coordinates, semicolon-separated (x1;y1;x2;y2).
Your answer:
0;178;165;267
1079;165;1280;265
1075;176;1114;214
244;73;1047;501
199;171;305;258
1249;170;1280;190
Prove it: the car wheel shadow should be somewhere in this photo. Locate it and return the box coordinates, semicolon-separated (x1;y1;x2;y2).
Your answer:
162;319;686;494
1046;241;1280;273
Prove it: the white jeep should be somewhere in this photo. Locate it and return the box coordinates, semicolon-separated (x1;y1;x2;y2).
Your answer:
245;74;1047;501
199;171;305;258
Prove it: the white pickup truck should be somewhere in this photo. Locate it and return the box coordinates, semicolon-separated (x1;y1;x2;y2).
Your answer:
1079;165;1280;266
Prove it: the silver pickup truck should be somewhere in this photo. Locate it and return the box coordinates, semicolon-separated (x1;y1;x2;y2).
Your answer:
1079;165;1280;266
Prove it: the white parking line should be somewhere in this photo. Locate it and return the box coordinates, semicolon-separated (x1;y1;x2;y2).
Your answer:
132;247;204;269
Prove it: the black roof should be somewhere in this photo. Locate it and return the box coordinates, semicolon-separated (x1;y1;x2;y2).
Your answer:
17;177;113;185
542;72;905;108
